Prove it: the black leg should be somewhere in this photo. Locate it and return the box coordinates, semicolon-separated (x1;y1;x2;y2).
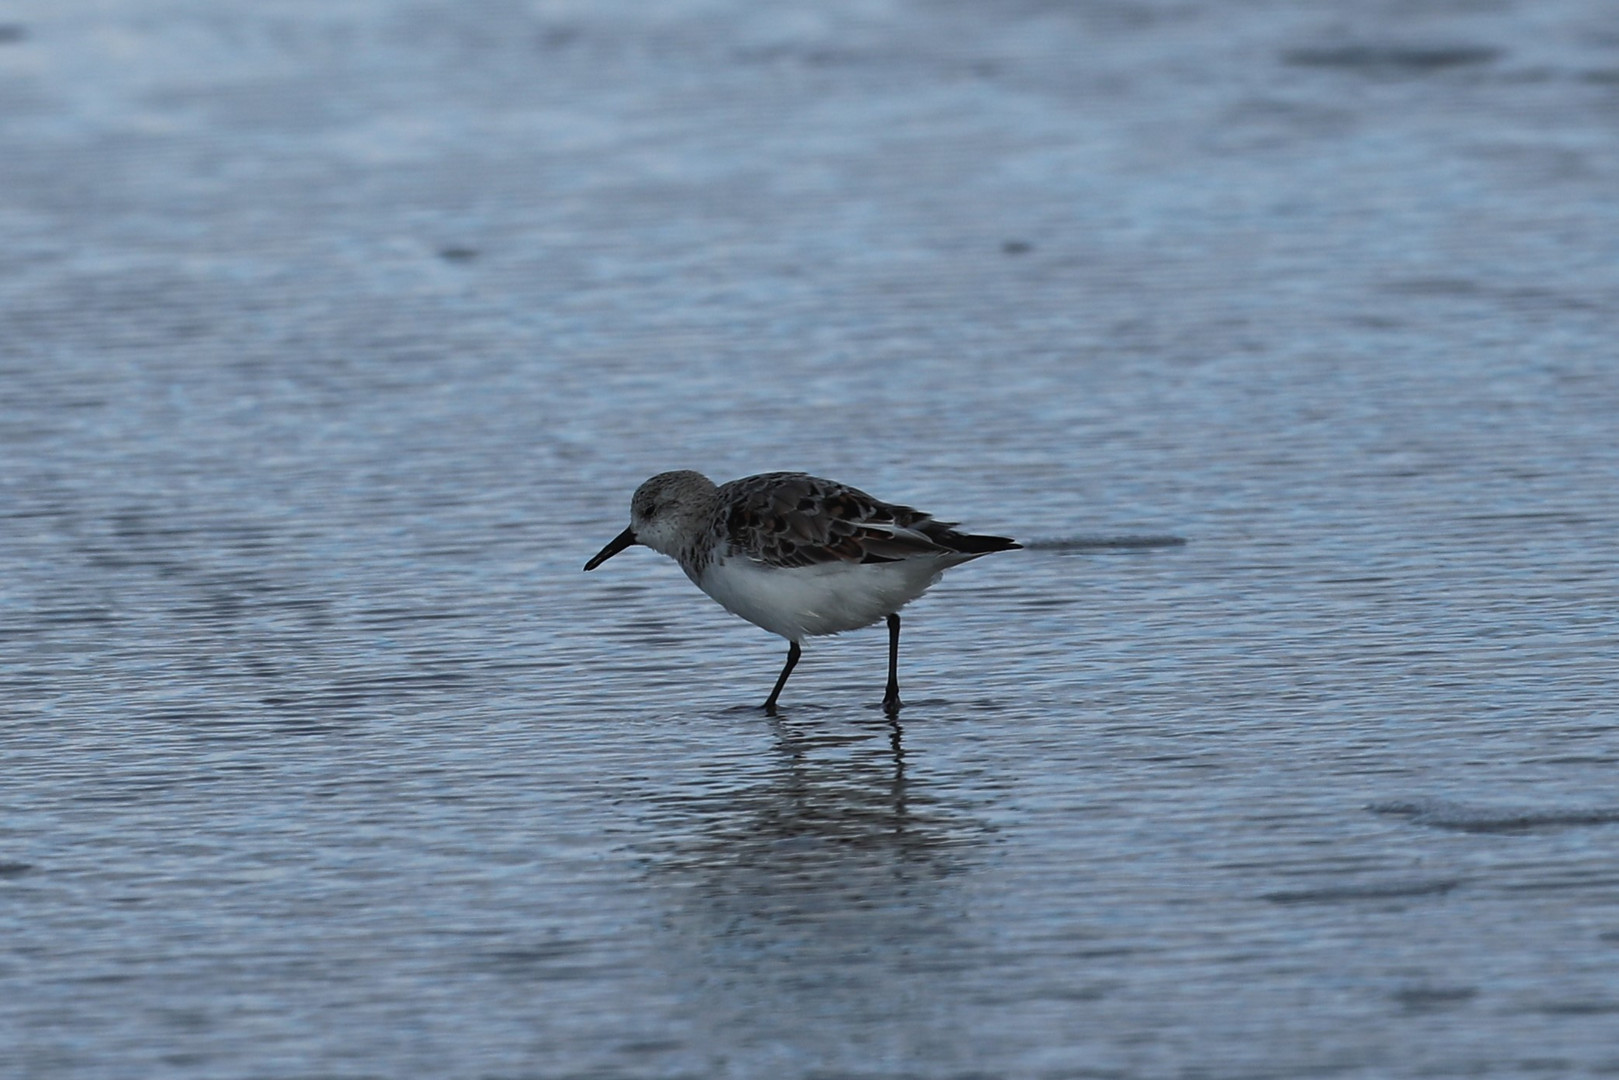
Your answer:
763;640;802;713
882;613;903;714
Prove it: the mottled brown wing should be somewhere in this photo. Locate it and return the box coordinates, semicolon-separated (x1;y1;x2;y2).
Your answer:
715;472;956;569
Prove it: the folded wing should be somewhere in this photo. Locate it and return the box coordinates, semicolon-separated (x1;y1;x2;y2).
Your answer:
717;472;1017;569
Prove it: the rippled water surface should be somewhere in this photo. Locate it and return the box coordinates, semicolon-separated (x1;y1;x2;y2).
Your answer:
4;1;1619;1076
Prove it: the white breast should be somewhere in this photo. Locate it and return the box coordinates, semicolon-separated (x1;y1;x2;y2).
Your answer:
690;555;955;641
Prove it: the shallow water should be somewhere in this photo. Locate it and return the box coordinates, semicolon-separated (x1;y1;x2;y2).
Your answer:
4;0;1619;1076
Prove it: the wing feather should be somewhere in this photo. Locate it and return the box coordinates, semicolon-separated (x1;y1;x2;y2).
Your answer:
715;472;982;569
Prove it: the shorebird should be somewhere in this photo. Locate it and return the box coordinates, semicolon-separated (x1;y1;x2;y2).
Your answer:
583;470;1019;712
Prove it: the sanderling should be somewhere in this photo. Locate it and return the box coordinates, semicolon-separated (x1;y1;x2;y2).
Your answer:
583;470;1019;713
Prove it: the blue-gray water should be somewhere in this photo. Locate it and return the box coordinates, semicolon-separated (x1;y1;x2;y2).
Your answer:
4;1;1619;1076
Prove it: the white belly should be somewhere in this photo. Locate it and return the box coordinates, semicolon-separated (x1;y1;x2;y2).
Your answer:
691;555;955;641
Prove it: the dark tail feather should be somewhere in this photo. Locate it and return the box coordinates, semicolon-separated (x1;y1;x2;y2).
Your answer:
939;530;1021;555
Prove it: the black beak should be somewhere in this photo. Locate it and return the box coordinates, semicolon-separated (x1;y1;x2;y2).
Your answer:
583;526;637;571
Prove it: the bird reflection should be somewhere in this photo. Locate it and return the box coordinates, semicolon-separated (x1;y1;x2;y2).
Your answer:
636;710;992;1064
665;712;968;877
764;713;911;840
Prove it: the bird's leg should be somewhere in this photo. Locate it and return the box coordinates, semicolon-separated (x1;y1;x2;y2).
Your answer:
882;613;904;714
763;640;802;713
